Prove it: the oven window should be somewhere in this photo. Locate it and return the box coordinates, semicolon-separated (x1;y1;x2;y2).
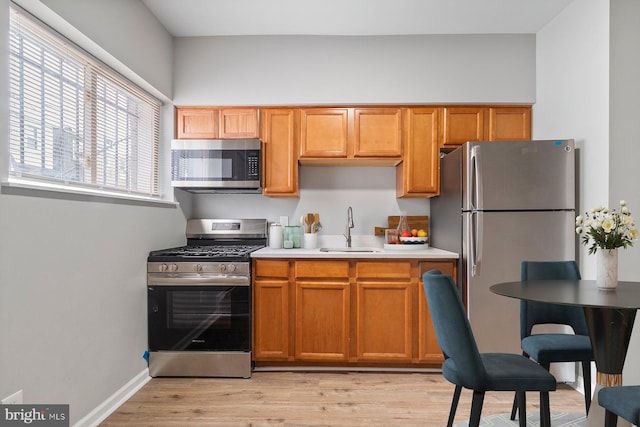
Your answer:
148;285;251;351
168;289;233;329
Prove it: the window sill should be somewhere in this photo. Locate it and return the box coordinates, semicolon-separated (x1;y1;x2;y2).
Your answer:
1;178;179;208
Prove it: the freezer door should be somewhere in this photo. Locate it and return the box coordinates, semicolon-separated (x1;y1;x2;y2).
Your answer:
463;210;576;354
463;140;575;211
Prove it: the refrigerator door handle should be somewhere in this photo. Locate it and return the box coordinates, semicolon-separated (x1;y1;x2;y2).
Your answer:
471;211;482;277
470;145;482;210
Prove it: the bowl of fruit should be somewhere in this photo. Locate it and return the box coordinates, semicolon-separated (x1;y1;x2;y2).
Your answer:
399;228;428;244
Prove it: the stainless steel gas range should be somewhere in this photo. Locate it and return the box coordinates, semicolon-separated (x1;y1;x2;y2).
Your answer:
147;218;267;378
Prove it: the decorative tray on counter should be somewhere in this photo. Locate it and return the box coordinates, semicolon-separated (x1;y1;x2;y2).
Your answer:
399;236;428;244
384;242;429;250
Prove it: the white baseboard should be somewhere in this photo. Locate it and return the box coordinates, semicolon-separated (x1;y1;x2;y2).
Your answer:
73;368;151;427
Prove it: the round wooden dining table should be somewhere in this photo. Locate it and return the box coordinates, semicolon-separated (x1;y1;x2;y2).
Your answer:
491;279;640;427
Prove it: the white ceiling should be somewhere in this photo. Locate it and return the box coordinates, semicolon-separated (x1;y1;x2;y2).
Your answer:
142;0;574;37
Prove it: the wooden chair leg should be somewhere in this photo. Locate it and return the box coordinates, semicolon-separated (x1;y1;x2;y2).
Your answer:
469;390;485;427
539;391;551;427
582;360;592;413
516;391;527;427
446;385;462;427
604;409;618;427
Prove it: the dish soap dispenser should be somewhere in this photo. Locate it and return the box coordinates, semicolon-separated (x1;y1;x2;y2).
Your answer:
397;212;411;240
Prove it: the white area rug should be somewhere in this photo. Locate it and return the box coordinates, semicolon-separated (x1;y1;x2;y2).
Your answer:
453;412;586;427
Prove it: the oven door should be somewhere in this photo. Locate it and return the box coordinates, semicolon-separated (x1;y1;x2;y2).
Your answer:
147;275;250;352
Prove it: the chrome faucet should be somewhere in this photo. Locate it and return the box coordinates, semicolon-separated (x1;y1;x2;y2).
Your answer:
345;206;354;247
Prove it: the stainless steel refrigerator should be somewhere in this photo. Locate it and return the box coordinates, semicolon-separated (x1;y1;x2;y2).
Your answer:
430;140;576;354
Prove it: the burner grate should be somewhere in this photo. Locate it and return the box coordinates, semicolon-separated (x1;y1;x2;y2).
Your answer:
149;244;264;260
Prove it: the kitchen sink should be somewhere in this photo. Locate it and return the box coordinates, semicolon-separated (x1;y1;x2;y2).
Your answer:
319;247;383;253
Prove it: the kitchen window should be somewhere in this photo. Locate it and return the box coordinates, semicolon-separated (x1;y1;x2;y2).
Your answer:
7;5;161;199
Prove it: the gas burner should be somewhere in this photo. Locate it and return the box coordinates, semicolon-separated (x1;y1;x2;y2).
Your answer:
148;218;267;263
150;245;263;258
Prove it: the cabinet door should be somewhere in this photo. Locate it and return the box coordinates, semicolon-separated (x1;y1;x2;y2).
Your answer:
417;261;455;363
254;278;290;360
488;107;532;141
219;108;259;139
295;281;350;361
442;107;485;148
261;109;299;197
176;107;218;139
299;108;349;158
396;108;440;197
355;262;412;362
354;108;402;157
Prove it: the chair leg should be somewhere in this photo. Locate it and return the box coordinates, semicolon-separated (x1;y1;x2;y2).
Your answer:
510;352;529;420
446;385;462;427
539;391;551;427
516;391;527;427
604;409;618;427
509;393;518;420
581;360;592;413
469;390;485;427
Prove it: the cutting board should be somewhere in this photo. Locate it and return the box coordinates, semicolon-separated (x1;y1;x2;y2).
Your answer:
374;216;429;236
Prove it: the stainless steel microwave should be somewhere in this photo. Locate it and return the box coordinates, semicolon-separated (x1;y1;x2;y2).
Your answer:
171;139;261;193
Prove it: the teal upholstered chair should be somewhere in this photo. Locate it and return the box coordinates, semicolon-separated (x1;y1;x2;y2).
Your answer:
599;386;640;427
510;260;593;420
422;270;556;427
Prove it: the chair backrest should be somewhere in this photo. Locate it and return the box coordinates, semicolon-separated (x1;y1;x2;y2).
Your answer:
422;269;487;390
520;260;589;338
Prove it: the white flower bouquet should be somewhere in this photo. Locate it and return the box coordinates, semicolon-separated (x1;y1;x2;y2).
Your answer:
575;200;639;254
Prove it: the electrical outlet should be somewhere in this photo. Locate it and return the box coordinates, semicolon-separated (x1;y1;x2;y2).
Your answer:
1;390;23;405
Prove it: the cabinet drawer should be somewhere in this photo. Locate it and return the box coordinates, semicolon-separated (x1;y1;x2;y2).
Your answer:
419;261;455;279
356;262;411;279
295;261;349;278
254;260;289;278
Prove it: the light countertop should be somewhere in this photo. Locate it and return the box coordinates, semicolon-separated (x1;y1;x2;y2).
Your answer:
251;235;458;259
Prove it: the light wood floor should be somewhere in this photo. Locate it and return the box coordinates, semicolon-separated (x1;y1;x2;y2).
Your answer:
100;371;586;426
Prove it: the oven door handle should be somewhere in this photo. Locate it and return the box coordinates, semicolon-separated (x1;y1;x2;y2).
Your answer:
148;276;250;286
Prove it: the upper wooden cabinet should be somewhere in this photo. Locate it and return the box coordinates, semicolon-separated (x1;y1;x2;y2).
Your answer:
175;107;259;139
260;109;299;197
441;107;485;148
396;108;440;197
488;107;532;141
441;105;532;148
299;107;402;161
219;108;260;139
353;108;402;157
176;107;219;139
175;104;531;199
299;108;349;158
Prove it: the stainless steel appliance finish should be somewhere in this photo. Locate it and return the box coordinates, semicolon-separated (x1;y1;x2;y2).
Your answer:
171;139;261;192
430;140;576;354
147;218;267;378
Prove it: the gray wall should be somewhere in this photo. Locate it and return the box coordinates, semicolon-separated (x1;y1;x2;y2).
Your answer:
174;34;536;106
535;0;640;385
0;1;187;424
610;0;640;384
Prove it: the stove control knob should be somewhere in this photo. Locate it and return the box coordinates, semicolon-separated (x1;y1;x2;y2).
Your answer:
227;264;236;272
218;264;227;272
159;264;168;272
194;264;203;272
169;264;178;272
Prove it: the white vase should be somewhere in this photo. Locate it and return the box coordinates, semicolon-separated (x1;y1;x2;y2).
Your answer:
596;248;618;290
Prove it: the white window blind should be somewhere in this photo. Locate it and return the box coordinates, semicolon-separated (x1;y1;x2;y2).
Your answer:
8;5;161;198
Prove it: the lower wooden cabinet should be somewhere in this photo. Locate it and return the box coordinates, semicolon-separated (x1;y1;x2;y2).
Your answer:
252;258;457;368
